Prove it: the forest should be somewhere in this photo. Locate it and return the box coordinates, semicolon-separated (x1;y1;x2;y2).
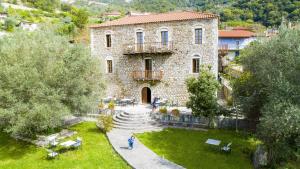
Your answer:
106;0;300;27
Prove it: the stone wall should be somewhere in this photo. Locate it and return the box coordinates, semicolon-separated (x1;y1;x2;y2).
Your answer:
91;18;218;105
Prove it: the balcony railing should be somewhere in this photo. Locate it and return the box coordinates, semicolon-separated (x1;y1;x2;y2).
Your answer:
123;42;174;55
218;43;240;51
132;70;163;81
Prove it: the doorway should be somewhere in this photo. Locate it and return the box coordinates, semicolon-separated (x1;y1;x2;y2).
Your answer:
141;87;151;104
145;59;152;79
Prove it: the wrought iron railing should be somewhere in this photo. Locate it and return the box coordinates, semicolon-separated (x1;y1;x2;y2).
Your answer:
123;41;174;54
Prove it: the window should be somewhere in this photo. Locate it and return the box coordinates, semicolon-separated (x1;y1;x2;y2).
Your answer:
136;32;143;44
235;51;240;57
106;34;111;47
192;58;200;73
161;31;168;46
136;32;144;51
195;28;203;44
236;40;240;48
107;60;112;73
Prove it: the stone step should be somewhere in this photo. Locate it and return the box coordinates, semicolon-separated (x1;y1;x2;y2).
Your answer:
113;116;156;125
113;121;160;127
113;124;162;131
115;115;152;122
119;112;151;119
122;111;150;116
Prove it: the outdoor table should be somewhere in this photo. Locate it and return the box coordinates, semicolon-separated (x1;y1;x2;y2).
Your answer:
60;140;77;148
121;98;132;102
205;139;221;146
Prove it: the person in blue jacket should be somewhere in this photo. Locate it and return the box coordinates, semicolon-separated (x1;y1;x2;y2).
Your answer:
128;136;135;150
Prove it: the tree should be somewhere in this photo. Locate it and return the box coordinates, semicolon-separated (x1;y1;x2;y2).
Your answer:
0;29;105;138
186;66;220;127
25;0;60;12
232;27;300;166
71;7;89;30
4;17;17;32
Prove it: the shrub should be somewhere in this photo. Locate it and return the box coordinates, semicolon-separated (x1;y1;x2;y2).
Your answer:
171;109;180;117
159;107;167;114
108;101;115;110
227;96;233;106
98;101;104;110
4;17;17;32
98;115;113;133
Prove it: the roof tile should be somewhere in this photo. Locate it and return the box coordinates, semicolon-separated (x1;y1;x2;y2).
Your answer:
90;11;218;28
219;30;256;38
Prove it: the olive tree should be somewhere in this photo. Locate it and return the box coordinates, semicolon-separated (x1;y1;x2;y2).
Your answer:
232;27;300;166
186;66;220;128
0;29;104;138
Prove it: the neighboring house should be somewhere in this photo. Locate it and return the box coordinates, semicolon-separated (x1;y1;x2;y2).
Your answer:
90;11;219;105
218;28;256;69
218;28;256;103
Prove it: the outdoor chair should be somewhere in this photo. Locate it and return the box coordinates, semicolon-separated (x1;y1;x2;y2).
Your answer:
47;149;59;159
49;140;59;147
221;142;232;153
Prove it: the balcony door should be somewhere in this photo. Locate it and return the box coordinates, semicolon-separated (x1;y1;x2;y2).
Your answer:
145;59;152;79
136;32;143;52
161;31;168;47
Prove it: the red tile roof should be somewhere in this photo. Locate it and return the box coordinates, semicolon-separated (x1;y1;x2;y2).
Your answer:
90;11;218;28
219;30;256;38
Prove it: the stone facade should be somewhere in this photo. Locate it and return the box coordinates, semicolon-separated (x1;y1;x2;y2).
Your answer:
90;18;218;105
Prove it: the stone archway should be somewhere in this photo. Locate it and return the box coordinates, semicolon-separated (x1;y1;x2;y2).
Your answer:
141;87;151;104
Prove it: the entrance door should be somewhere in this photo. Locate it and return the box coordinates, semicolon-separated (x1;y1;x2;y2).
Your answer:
145;59;152;79
141;87;151;104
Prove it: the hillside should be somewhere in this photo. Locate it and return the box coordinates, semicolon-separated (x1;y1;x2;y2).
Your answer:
75;0;300;27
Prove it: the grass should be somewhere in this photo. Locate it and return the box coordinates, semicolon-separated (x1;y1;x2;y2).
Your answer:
137;128;260;169
0;122;130;169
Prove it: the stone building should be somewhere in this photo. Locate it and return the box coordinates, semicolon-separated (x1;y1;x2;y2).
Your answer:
90;11;219;105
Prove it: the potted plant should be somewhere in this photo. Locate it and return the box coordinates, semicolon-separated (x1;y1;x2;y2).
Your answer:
171;109;180;121
159;107;167;114
171;109;180;117
98;101;105;110
107;100;115;115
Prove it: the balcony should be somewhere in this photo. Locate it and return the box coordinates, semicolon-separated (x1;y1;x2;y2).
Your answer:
218;43;240;51
132;70;163;81
123;42;174;55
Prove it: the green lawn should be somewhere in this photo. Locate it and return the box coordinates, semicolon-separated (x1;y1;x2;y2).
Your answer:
0;122;130;169
137;128;260;169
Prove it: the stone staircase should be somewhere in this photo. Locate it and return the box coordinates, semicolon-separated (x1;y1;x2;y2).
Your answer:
113;111;163;132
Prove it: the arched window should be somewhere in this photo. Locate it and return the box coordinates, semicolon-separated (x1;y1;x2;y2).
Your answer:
105;30;113;48
105;56;113;74
192;55;201;73
135;28;144;51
